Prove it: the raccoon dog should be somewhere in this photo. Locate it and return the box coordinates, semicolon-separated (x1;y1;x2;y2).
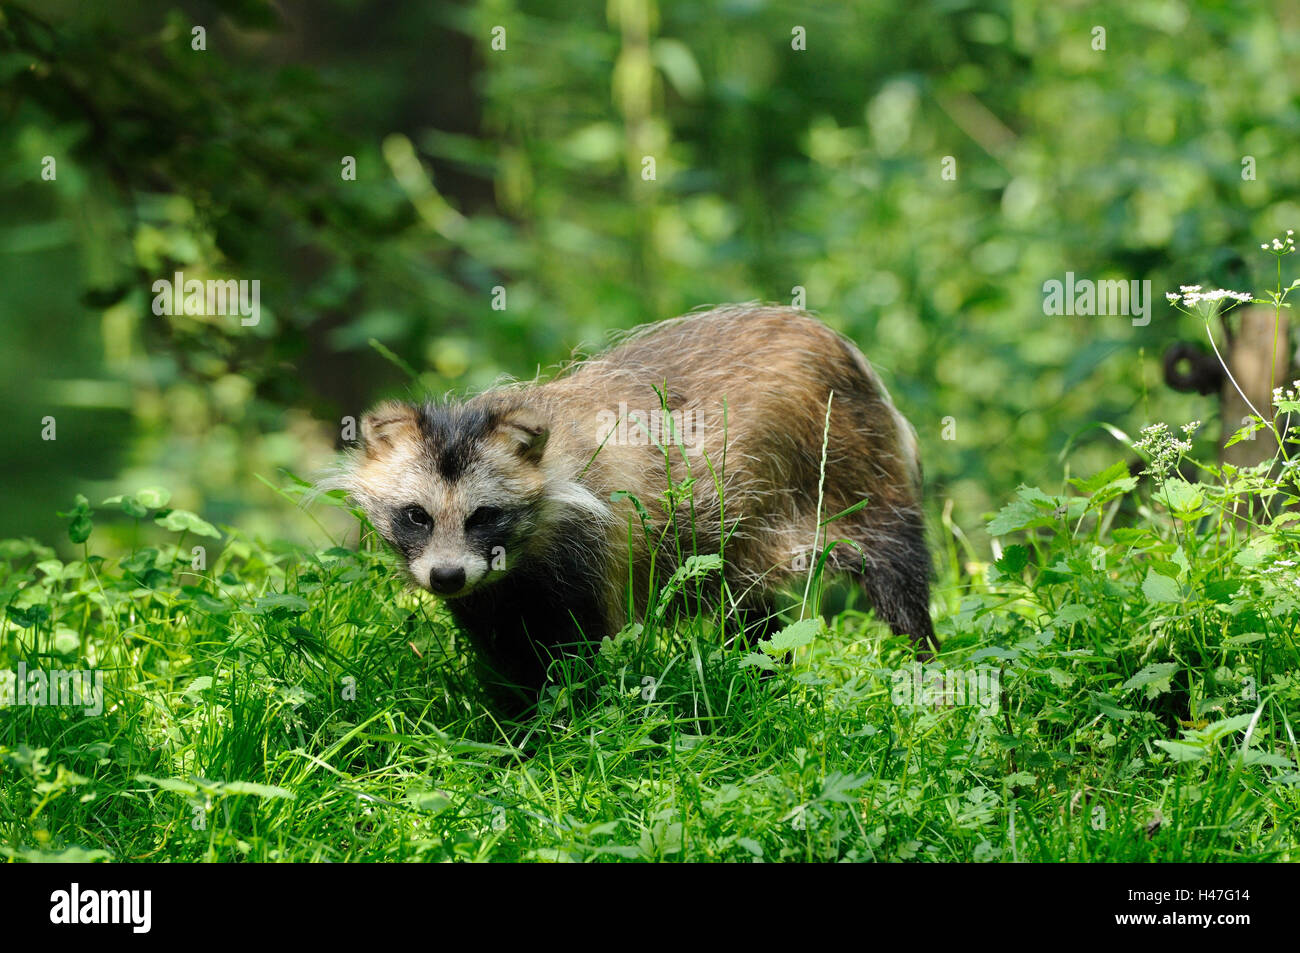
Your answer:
326;305;935;704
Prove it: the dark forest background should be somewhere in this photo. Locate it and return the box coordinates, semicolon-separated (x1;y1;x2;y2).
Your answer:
2;0;1297;549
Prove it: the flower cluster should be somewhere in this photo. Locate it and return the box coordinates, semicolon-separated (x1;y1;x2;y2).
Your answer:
1164;285;1254;309
1272;380;1300;417
1272;380;1300;405
1133;421;1195;482
1260;230;1295;253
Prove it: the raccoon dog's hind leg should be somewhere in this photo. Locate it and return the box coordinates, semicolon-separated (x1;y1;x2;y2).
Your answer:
838;510;937;659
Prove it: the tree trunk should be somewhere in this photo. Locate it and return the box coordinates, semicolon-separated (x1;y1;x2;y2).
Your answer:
1220;306;1290;468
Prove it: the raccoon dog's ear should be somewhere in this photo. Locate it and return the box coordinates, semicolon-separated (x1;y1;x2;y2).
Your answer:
360;401;419;459
496;409;549;462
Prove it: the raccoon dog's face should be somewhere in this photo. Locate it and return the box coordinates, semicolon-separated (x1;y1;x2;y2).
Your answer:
341;399;550;598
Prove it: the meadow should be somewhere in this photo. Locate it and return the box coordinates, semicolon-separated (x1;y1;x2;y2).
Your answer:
3;0;1299;864
3;383;1297;862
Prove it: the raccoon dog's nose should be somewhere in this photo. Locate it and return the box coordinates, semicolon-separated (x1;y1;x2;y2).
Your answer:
428;566;466;595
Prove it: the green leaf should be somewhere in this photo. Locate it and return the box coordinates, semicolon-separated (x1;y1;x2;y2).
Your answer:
1234;536;1277;568
120;548;159;574
184;676;214;697
220;781;295;799
760;617;822;656
819;772;872;803
1141;569;1183;603
0;845;113;863
1159;479;1207;519
1070;460;1129;495
1241;750;1294;769
738;651;777;671
994;544;1029;575
1154;740;1206;762
155;509;221;538
1122;662;1178;697
101;494;148;518
136;774;200;795
68;513;93;544
1052;604;1090;626
1225;418;1266;447
405;790;451;813
249;594;310;615
1091;692;1136;721
1191;713;1254;744
135;487;171;509
987;485;1085;536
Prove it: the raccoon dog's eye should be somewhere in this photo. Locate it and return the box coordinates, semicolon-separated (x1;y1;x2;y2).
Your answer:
403;505;432;529
466;506;503;530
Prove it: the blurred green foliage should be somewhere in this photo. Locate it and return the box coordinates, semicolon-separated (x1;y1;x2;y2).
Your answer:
1;0;1297;549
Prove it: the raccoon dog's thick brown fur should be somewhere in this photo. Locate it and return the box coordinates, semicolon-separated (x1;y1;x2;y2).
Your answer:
327;305;935;703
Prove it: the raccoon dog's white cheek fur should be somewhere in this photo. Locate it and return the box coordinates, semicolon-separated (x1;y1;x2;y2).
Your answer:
543;479;613;524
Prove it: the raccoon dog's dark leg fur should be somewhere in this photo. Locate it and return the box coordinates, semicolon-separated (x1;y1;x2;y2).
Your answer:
837;511;937;658
733;599;784;649
450;518;610;707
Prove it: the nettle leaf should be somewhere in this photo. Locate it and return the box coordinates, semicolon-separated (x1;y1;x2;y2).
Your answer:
1223;632;1265;646
971;645;1020;662
52;627;80;654
1071;460;1130;496
1091;692;1137;721
1141;569;1184;603
760;617;822;657
1154;740;1206;762
1242;750;1295;769
1109;527;1151;545
988;486;1054;536
1071;461;1138;507
994;544;1029;575
819;772;872;803
738;651;778;671
1123;662;1179;698
1092;477;1138;508
1188;713;1254;745
1053;604;1091;626
155;509;221;538
1150;559;1181;579
4;845;113;863
183;676;214;697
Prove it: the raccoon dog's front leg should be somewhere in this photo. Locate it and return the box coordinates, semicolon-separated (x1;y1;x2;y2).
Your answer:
451;554;611;705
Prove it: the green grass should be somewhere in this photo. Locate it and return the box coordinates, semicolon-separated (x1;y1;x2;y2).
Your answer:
2;431;1298;862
